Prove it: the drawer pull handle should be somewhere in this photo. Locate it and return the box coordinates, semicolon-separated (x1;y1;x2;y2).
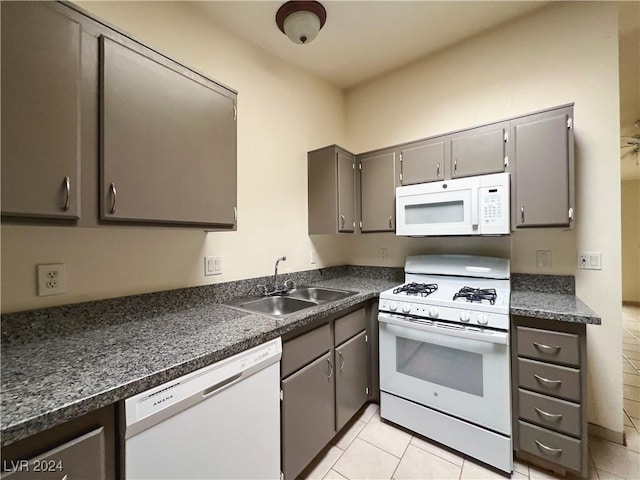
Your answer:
62;176;71;211
327;358;333;379
534;374;562;387
535;407;563;422
533;341;561;353
535;440;563;456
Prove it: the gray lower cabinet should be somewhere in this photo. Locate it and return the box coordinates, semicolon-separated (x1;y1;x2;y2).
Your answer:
1;405;116;479
359;152;396;232
336;331;368;431
1;1;81;219
399;137;448;185
512;316;587;477
510;106;574;228
450;122;508;178
281;307;369;479
308;146;356;234
100;35;237;226
281;352;335;480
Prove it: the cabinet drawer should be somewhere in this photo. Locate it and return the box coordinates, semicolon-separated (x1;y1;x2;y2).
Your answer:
335;308;366;346
517;327;579;366
518;389;581;437
518;358;580;402
518;420;582;472
282;323;331;378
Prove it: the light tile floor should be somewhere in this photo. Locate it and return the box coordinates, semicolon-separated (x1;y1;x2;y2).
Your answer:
299;305;640;480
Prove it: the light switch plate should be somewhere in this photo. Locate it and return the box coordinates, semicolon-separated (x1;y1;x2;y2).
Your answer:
536;250;552;269
204;256;223;276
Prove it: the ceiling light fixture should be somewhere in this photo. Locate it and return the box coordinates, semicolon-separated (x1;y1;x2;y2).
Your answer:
276;1;327;45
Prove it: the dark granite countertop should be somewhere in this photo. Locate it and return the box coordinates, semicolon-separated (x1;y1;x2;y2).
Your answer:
0;274;398;447
509;273;601;325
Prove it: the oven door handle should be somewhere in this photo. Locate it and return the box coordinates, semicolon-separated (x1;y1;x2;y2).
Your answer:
379;313;509;346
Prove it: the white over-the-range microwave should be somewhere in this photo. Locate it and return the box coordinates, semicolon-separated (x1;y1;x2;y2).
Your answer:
395;172;510;236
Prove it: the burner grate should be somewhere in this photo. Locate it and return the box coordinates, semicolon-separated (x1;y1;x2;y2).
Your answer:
453;286;497;305
393;282;438;297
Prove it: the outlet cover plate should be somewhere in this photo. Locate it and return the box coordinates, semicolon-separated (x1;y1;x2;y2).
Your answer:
37;264;66;296
577;252;601;270
204;256;223;276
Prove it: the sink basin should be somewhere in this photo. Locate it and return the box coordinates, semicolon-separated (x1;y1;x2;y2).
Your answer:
287;287;355;303
231;296;317;316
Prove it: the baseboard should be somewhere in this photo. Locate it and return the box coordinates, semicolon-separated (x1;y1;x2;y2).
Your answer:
588;422;625;445
623;301;640;307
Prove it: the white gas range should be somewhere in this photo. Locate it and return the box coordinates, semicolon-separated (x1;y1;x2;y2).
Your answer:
378;254;513;473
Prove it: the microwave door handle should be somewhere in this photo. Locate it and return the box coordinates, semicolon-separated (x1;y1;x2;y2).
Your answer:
471;189;479;228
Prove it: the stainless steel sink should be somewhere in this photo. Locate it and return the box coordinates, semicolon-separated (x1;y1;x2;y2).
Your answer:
224;287;356;317
287;287;355;303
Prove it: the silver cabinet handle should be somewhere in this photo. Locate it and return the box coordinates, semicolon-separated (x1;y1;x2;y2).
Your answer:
533;342;561;353
454;159;457;174
233;206;238;223
534;374;562;387
62;176;70;211
535;440;563;456
340;214;346;229
534;407;563;422
327;358;333;379
436;163;440;177
388;215;393;229
338;351;344;371
521;204;525;223
109;183;117;214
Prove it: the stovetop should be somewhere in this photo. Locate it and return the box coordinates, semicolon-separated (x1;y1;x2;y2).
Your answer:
378;255;511;330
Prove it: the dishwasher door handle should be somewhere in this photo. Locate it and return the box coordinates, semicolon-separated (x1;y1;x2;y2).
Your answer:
202;373;242;398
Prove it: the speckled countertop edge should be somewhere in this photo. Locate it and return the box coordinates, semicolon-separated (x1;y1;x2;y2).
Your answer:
1;274;398;446
510;274;601;325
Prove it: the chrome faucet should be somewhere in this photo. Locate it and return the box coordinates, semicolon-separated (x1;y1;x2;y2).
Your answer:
274;256;286;292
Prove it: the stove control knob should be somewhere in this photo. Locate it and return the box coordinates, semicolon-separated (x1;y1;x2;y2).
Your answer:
428;307;439;319
459;311;471;322
477;314;489;326
389;302;398;312
402;304;411;314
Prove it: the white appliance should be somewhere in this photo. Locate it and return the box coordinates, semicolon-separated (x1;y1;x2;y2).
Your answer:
395;172;510;236
378;255;512;473
124;338;282;480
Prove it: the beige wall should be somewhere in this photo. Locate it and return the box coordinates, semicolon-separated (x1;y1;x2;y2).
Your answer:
0;1;352;312
345;2;622;433
622;180;640;302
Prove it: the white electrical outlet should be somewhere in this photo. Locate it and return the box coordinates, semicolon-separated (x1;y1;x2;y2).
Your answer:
380;248;388;260
37;264;66;296
204;256;223;276
310;251;317;265
577;252;601;270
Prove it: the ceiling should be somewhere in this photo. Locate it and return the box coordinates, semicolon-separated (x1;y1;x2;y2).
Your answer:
189;1;639;180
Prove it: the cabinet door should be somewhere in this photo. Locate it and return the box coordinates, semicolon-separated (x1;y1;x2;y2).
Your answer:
360;152;396;232
451;123;507;178
282;352;335;480
100;36;237;226
337;151;356;232
512;111;573;228
400;139;446;185
336;331;368;431
1;1;81;219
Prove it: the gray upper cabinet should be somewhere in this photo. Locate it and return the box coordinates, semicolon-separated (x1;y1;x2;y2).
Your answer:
450;122;508;178
308;146;356;234
100;36;237;227
511;106;574;228
1;1;81;219
359;151;396;232
400;138;448;185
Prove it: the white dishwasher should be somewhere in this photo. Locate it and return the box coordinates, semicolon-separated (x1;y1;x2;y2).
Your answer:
124;338;282;480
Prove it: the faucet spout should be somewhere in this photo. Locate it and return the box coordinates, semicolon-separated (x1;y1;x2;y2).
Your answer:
274;256;287;292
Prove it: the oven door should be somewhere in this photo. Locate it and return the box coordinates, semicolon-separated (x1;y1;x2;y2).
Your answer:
379;312;511;434
395;177;478;236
